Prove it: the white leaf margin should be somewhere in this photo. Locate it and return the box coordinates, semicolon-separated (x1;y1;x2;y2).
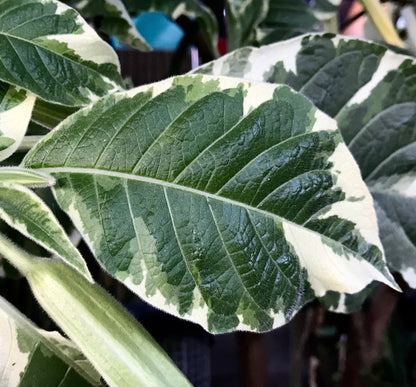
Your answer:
0;88;35;161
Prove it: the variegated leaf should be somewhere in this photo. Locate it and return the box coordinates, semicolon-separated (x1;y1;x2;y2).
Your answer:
194;33;416;294
71;0;151;51
122;0;218;55
0;295;101;386
0;167;53;187
0;82;35;161
0;0;123;106
0;181;91;280
23;74;397;333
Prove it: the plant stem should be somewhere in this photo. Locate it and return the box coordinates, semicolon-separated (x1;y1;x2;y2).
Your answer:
361;0;405;47
0;233;37;275
18;136;44;152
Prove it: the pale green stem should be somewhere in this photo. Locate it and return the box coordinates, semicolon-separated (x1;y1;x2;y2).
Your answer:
0;233;37;274
361;0;405;47
324;15;338;34
18;136;44;152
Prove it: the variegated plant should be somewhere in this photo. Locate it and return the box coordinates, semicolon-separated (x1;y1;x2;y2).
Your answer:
0;0;412;385
195;33;416;293
22;74;398;333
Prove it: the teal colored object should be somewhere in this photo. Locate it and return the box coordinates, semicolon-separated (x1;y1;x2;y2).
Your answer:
111;12;184;50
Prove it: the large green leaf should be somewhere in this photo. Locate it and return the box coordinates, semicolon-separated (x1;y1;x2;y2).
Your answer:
0;179;91;280
0;295;101;386
0;82;35;161
0;0;123;106
23;74;397;333
0;234;191;387
194;33;416;291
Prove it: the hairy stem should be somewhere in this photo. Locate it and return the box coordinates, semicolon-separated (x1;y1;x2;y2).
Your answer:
0;232;37;275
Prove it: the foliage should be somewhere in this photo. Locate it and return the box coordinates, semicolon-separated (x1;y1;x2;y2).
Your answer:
0;0;415;385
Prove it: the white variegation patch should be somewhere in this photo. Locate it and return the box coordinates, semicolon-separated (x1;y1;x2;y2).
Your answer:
330;293;347;313
321;143;383;250
0;312;30;387
282;222;397;296
386;173;416;198
402;267;416;288
0;89;35;161
49;0;120;67
341;48;410;109
312;109;338;132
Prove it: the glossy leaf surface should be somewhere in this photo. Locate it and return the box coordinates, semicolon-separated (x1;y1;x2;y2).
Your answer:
195;34;416;292
0;82;35;161
23;74;397;332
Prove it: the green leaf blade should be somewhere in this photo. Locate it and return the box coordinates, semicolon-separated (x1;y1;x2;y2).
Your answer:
23;75;396;333
0;0;123;106
194;34;416;295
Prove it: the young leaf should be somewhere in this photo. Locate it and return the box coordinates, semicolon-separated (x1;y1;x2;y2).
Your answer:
0;295;101;386
194;34;416;291
0;181;91;280
23;74;397;333
0;82;35;161
0;234;192;387
0;0;123;106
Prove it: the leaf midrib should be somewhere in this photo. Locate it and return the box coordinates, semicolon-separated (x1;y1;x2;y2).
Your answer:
37;166;372;263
